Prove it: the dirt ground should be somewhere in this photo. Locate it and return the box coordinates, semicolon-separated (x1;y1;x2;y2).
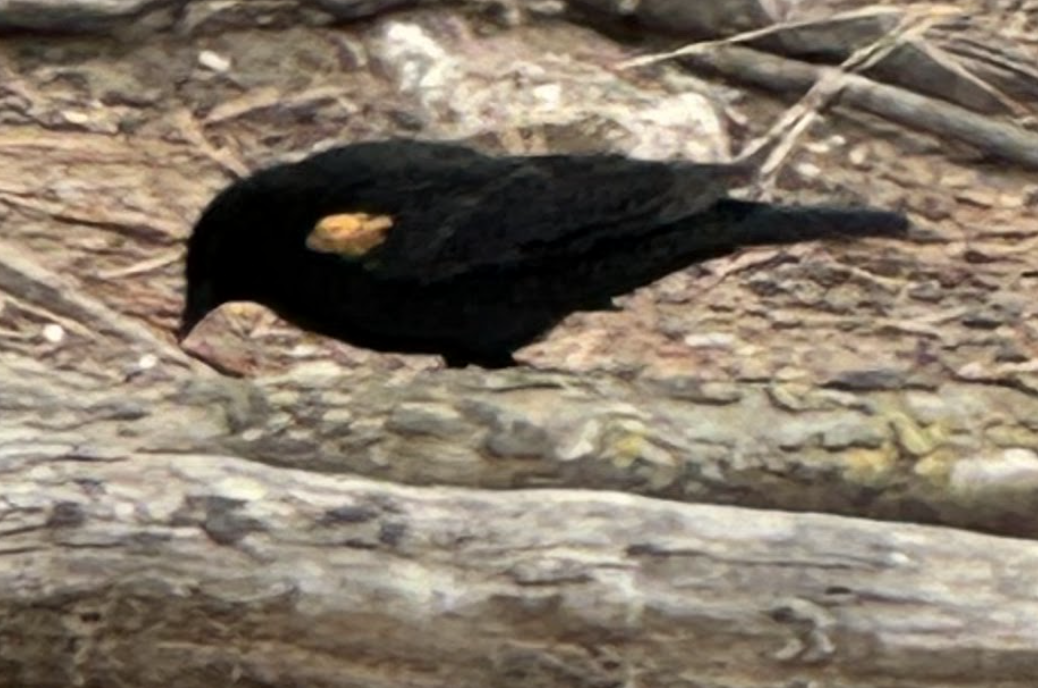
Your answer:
0;3;1034;388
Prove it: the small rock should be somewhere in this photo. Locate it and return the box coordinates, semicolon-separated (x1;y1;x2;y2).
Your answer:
41;324;65;344
795;162;822;179
907;281;944;302
374;22;456;94
683;332;738;349
955;361;990;381
198;50;232;73
961;308;1011;330
61;111;90;125
848;144;870;167
998;192;1027;209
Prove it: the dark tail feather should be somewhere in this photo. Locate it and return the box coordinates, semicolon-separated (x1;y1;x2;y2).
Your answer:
554;199;909;307
707;199;910;247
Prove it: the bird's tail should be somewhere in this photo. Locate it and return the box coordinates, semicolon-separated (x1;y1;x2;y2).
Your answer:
697;199;910;248
552;199;910;306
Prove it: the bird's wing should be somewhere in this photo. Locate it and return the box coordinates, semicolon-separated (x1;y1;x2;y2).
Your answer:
310;148;753;283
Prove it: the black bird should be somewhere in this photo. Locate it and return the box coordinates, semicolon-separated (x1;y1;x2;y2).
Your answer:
180;139;908;368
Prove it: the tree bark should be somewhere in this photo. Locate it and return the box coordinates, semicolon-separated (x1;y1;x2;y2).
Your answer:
4;452;1038;688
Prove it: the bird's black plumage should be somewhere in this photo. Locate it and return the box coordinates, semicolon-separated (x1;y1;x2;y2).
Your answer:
181;139;908;368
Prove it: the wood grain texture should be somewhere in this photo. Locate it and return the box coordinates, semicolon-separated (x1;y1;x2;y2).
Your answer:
3;453;1038;688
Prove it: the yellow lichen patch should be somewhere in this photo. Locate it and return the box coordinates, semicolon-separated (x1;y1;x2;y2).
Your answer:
843;447;898;485
604;425;680;490
612;433;648;468
306;212;394;257
913;449;956;484
889;412;943;458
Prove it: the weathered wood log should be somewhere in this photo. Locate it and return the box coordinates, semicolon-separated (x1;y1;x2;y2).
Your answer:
4;342;1038;539
672;45;1038;169
3;453;1038;688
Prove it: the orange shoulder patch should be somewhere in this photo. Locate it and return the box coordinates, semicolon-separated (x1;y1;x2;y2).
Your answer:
306;212;394;257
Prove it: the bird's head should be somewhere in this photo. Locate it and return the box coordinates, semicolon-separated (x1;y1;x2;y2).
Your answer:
178;158;395;342
178;168;319;342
